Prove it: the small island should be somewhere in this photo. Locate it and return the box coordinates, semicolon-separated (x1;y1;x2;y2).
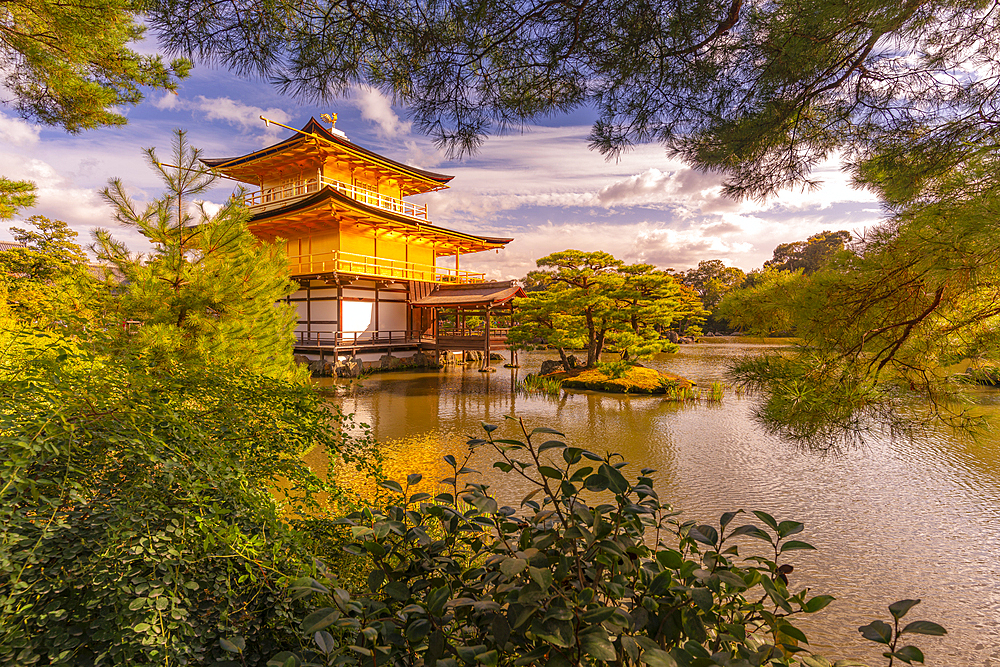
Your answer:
552;364;694;395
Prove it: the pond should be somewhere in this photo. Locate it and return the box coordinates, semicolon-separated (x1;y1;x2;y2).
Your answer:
309;340;1000;666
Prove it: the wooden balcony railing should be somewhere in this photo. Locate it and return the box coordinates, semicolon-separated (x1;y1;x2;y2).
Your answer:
288;250;484;284
295;329;431;347
243;177;428;220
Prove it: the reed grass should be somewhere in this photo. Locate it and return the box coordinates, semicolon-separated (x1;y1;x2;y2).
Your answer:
518;373;563;395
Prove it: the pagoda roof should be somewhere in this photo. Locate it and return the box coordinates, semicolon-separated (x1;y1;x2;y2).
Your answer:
202;117;454;196
412;280;526;307
247;186;513;254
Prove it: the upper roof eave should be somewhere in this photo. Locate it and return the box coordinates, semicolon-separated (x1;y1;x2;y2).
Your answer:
201;117;454;189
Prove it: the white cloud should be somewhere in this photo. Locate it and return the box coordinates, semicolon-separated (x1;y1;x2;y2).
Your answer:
143;93;292;144
193;96;291;136
350;87;412;139
597;168;673;206
154;92;181;110
0;113;40;147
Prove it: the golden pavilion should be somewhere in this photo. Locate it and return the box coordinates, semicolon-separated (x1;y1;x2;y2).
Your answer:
202;116;523;363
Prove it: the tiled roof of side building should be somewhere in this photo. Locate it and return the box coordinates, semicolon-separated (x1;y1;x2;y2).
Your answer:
412;281;526;307
0;242;26;252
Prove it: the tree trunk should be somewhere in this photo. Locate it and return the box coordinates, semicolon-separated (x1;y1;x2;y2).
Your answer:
594;329;606;364
585;310;597;367
557;347;572;372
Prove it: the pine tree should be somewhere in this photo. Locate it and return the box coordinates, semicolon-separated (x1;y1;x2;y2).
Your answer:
95;129;303;381
511;251;684;367
2;0;190;131
0;178;36;220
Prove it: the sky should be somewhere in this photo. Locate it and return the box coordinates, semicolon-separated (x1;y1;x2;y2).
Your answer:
0;55;887;280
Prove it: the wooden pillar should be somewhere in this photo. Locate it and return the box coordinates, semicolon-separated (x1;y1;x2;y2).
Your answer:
484;305;491;369
306;281;312;343
337;284;343;352
374;282;380;339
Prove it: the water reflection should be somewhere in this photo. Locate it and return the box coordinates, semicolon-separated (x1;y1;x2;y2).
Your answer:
312;343;1000;666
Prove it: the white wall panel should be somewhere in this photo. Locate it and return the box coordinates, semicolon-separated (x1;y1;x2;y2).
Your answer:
309;300;338;322
378;302;407;331
342;301;374;335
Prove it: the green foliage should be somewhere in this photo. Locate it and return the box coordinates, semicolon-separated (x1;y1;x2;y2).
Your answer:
681;260;746;311
856;599;946;667
147;0;1000;203
511;251;683;368
518;373;564;396
273;420;941;667
764;232;852;275
0;178;37;220
1;0;190;131
0;325;378;665
0;216;105;329
716;268;807;336
727;154;1000;444
95;129;302;381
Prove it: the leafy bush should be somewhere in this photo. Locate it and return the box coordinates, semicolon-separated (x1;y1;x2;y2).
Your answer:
0;329;376;666
269;419;944;667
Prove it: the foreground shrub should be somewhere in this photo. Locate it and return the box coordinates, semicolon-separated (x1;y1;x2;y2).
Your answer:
0;329;374;665
271;419;944;667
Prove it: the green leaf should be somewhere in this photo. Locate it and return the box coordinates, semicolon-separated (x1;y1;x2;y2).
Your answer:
476;649;499;666
531;426;564;436
656;549;684;569
128;598;145;611
133;623;151;632
779;540;816;553
858;620;892;644
482;422;499;433
379;480;403;493
689;525;717;546
580;632;616;661
778;622;808;644
889;599;921;620
537;440;566;453
729;524;772;542
538;466;563;479
891;645;925;664
219;638;242;653
529;566;553;589
690;587;713;612
640;647;679;667
798;657;832;667
267;652;300;667
406;618;432;643
752;510;779;532
407;473;423;486
427;586;450;616
501;557;528;577
599;463;629;494
900;620;946;636
582;607;617;624
301;607;341;633
802;595;835;613
584;474;609;492
314;630;335;654
776;520;804;538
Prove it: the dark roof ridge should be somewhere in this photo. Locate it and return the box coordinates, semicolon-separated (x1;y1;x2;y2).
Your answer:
201;117;454;186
